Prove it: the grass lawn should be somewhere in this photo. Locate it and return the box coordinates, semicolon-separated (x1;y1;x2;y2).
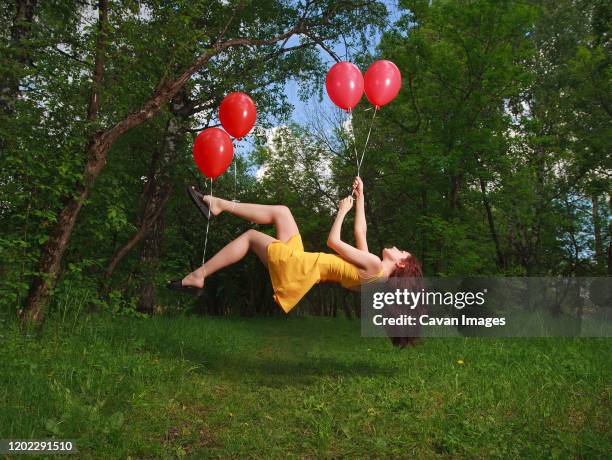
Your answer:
1;313;610;458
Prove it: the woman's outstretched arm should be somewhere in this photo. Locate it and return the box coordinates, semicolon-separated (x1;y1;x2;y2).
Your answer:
327;196;381;273
352;177;368;252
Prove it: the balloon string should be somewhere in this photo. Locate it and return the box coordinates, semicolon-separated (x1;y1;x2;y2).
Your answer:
201;177;213;266
233;160;238;203
347;109;360;174
229;144;239;214
357;106;378;177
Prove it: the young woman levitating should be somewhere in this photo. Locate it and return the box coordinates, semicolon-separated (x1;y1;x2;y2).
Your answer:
168;177;422;323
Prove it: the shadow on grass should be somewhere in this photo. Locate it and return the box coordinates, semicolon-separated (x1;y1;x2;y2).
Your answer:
151;337;397;386
121;316;399;386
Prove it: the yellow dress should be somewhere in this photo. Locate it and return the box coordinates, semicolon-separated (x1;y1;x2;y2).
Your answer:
267;234;385;313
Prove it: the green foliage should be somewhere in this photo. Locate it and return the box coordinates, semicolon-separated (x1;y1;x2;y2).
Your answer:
341;0;610;276
0;0;609;317
0;1;388;315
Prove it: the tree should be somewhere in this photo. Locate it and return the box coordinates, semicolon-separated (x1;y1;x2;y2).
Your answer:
6;0;386;323
352;0;537;275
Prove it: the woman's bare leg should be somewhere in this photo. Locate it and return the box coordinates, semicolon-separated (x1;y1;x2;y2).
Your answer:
181;229;274;288
202;196;299;242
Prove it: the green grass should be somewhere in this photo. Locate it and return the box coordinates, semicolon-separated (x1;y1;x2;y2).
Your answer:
1;313;610;459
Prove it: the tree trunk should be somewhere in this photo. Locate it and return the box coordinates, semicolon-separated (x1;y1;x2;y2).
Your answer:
19;0;108;324
565;198;580;272
101;147;168;287
102;185;170;287
21;134;108;322
1;0;38;157
136;91;190;312
138;211;165;314
101;89;187;299
86;0;108;122
449;159;466;213
608;193;611;276
342;291;352;319
474;153;504;269
592;194;603;269
0;0;38;114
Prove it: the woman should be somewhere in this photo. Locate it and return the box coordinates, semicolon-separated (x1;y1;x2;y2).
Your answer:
169;177;423;344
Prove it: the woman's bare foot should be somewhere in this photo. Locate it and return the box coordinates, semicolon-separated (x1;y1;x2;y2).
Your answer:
181;271;205;289
201;195;223;216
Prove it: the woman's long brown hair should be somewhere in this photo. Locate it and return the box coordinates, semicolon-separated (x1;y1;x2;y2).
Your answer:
385;254;425;349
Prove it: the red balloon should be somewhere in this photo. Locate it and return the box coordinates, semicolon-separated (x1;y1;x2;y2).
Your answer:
193;128;234;180
325;62;364;111
364;60;402;108
219;92;256;139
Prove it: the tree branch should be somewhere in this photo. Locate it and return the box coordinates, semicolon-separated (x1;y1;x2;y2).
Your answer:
302;30;341;62
53;45;89;65
101;19;312;147
87;0;109;121
210;0;246;47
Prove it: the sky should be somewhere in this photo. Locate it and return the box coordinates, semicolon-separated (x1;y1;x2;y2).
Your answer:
229;1;404;170
281;0;403;127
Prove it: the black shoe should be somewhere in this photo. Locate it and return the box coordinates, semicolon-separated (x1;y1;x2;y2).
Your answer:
167;280;204;297
187;185;213;220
